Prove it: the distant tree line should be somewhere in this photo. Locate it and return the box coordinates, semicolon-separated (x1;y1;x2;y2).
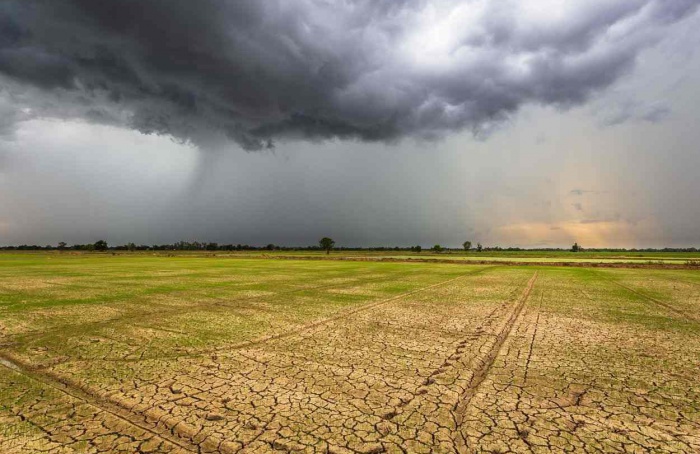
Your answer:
1;240;699;253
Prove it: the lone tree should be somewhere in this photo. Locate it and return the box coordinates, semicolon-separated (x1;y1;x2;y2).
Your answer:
463;241;472;251
319;237;335;255
93;240;108;251
571;242;582;252
57;242;67;250
476;243;483;252
432;244;443;253
411;245;422;253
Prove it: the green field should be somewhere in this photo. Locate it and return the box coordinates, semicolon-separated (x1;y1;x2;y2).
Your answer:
10;249;700;265
255;250;700;264
249;249;700;263
1;253;699;453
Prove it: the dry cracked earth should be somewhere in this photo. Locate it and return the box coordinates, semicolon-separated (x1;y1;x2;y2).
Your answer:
0;256;699;453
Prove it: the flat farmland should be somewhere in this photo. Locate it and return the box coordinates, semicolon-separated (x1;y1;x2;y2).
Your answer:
89;250;700;265
0;254;699;453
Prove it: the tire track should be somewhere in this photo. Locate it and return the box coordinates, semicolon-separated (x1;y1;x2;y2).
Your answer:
213;267;495;352
383;278;524;422
523;290;543;383
606;278;699;323
0;350;246;453
661;275;700;288
451;271;538;453
0;354;200;454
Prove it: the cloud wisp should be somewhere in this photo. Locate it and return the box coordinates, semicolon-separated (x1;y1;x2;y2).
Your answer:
1;0;697;150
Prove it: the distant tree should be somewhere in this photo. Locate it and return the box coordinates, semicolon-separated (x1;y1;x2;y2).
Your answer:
266;243;276;251
127;242;136;252
476;243;483;252
93;240;108;251
462;241;472;251
432;244;443;253
319;237;335;255
571;242;582;252
206;242;219;251
412;245;422;253
57;242;67;250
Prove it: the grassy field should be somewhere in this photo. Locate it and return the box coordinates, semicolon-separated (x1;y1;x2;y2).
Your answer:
239;249;700;264
11;249;700;265
1;253;699;453
260;250;700;264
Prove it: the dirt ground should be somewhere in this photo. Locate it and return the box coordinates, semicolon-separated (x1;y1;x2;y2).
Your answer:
0;256;698;453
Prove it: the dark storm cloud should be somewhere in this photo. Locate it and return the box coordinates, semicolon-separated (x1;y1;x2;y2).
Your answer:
0;0;698;149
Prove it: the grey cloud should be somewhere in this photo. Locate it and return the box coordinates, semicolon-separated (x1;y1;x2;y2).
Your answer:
0;0;698;150
570;189;595;196
640;104;671;123
580;213;622;224
598;100;672;126
569;189;611;197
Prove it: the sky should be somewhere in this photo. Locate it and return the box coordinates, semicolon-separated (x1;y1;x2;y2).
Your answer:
1;0;699;248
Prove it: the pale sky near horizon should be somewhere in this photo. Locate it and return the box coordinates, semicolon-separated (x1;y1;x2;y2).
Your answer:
1;1;699;248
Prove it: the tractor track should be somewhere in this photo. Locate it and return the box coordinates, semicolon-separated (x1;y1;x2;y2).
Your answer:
451;271;538;453
382;278;525;424
203;267;494;354
0;353;200;454
606;278;699;323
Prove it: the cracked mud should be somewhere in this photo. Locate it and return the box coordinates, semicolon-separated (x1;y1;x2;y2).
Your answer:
1;256;699;453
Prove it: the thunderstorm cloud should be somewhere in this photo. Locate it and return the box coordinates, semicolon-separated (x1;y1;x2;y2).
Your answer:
1;0;700;248
1;0;697;149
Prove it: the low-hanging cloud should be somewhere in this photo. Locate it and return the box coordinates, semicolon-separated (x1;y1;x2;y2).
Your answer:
0;0;697;150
